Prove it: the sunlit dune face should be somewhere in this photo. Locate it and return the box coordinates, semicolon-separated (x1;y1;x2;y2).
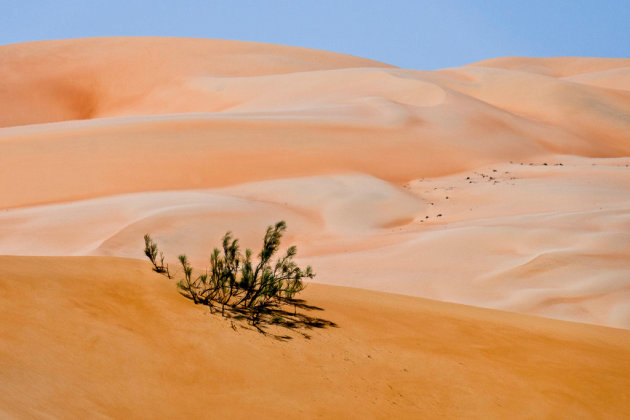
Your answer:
1;256;629;418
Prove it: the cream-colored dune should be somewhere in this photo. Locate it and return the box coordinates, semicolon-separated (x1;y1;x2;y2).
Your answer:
3;159;629;328
564;67;630;91
2;38;629;329
468;56;630;77
1;256;629;419
0;37;393;128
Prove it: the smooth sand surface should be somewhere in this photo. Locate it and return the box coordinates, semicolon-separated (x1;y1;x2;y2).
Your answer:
2;161;630;328
1;38;629;328
1;256;629;419
0;37;392;128
0;38;630;328
1;38;630;417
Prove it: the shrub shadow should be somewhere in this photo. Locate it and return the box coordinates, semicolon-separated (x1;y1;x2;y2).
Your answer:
202;298;338;341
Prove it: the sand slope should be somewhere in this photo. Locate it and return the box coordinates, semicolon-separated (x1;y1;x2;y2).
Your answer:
1;37;629;331
2;40;630;209
2;161;630;328
0;37;392;127
1;256;629;419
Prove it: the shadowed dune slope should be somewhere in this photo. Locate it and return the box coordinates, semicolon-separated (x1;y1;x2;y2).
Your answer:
1;256;629;419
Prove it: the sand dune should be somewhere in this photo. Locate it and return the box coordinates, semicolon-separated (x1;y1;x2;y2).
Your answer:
1;37;630;416
1;38;630;330
0;38;630;418
2;42;629;209
564;67;630;91
0;37;392;127
468;56;630;77
2;158;629;328
1;256;629;419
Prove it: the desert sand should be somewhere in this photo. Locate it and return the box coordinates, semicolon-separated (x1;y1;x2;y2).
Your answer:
1;37;630;417
1;256;629;418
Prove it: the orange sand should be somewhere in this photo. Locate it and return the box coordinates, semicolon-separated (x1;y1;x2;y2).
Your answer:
1;256;629;419
1;37;630;417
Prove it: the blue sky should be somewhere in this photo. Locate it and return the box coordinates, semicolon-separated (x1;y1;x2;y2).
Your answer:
1;0;628;70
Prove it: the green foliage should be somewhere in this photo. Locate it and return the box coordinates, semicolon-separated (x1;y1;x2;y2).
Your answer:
144;221;314;325
143;234;171;278
177;254;198;303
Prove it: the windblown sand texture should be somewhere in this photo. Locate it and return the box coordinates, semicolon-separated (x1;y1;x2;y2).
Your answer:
1;38;630;418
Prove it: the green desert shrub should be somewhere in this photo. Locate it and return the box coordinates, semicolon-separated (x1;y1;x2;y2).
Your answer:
145;221;314;325
143;234;171;278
